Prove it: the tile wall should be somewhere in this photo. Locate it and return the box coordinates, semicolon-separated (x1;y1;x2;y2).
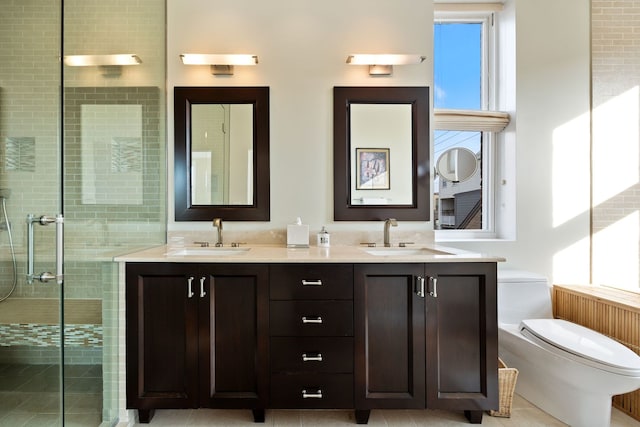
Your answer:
591;0;640;288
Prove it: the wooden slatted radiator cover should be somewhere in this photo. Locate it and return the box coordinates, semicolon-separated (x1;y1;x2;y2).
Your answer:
553;284;640;422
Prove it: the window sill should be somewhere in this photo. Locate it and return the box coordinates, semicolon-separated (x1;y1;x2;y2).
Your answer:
435;230;514;243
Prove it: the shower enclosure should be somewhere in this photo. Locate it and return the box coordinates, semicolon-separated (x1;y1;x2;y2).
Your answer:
0;1;166;424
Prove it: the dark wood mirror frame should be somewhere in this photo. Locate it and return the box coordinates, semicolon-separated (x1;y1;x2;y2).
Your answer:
174;86;270;221
333;86;430;221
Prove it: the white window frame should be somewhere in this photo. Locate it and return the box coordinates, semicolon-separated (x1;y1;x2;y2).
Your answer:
434;9;503;241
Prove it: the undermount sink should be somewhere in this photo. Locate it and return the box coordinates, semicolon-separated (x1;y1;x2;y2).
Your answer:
362;247;452;257
167;247;250;256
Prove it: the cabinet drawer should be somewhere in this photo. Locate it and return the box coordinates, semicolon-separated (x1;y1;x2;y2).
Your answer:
271;337;353;373
270;301;353;336
270;373;353;408
270;264;353;300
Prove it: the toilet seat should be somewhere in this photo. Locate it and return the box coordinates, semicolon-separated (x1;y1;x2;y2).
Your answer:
520;318;640;376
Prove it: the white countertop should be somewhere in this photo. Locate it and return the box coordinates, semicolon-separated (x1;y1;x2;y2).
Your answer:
113;243;505;263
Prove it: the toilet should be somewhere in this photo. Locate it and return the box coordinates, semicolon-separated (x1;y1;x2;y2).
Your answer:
497;270;640;427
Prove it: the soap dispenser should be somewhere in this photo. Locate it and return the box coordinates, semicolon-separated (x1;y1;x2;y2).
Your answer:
317;226;330;247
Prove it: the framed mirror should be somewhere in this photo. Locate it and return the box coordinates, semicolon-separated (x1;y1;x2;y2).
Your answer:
333;86;430;221
174;87;270;221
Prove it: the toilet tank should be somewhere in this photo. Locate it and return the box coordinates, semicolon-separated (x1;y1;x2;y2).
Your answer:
497;270;553;325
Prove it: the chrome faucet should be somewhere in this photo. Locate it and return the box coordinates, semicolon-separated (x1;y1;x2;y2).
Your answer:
383;218;398;247
212;218;223;247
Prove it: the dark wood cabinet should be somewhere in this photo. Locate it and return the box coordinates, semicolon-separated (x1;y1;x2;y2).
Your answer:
126;263;198;420
125;260;496;424
269;264;354;409
425;262;498;422
126;262;269;423
198;264;269;414
354;262;498;424
354;264;426;414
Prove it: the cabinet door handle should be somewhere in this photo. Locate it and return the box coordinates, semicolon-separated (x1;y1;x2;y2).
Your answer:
200;276;207;298
301;279;322;286
302;316;323;324
415;276;426;298
187;276;195;298
429;276;438;298
302;353;323;362
302;389;323;399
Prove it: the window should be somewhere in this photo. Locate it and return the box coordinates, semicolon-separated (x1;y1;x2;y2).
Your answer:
434;9;507;239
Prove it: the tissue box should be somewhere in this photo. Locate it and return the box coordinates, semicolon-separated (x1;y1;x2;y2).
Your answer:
287;224;309;248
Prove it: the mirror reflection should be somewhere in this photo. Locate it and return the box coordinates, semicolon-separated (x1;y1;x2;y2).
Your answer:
350;104;412;205
190;104;253;205
333;86;430;221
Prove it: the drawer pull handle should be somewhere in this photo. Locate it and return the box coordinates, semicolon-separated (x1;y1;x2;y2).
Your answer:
302;316;323;324
302;353;323;362
302;280;323;286
302;389;323;399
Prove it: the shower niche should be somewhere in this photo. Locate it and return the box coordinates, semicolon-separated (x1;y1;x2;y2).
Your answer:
63;86;162;223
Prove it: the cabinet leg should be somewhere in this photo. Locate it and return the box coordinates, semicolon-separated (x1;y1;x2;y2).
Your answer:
138;409;154;423
355;409;371;424
252;409;266;423
464;410;483;424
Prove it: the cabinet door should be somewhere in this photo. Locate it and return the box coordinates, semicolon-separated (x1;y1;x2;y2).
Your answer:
354;264;426;410
126;263;199;412
425;262;498;413
199;264;269;409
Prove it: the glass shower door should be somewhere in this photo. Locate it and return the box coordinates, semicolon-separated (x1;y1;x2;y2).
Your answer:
0;1;66;424
61;1;166;424
1;1;166;424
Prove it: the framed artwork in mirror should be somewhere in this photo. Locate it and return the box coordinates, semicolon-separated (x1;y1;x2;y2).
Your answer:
356;148;390;190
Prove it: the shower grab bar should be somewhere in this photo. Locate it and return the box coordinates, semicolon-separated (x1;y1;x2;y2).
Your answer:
26;214;64;285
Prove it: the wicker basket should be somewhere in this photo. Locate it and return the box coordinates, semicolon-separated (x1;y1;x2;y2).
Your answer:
489;358;518;417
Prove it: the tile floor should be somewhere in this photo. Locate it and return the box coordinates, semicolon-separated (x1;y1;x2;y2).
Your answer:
128;394;640;427
0;364;102;427
1;363;639;427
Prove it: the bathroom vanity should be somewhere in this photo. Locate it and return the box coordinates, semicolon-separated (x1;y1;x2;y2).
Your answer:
116;245;501;424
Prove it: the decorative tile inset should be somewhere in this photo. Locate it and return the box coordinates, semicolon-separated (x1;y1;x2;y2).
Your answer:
111;136;142;173
0;323;102;347
5;137;35;172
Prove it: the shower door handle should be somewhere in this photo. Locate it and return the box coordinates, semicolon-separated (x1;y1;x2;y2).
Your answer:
26;214;64;285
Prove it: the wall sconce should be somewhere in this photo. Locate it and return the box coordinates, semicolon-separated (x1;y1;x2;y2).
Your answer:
63;54;142;77
180;54;259;75
346;54;426;76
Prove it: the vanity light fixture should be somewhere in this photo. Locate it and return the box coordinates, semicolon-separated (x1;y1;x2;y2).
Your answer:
180;54;259;75
63;54;142;77
346;54;426;76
